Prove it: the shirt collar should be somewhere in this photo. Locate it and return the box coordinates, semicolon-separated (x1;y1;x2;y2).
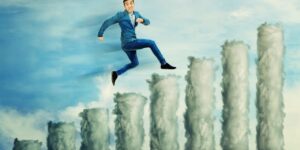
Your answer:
124;10;135;15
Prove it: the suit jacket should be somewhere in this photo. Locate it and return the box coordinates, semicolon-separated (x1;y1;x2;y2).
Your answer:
98;10;150;47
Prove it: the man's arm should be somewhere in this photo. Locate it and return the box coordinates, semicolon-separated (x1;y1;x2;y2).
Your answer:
136;12;150;25
98;12;120;37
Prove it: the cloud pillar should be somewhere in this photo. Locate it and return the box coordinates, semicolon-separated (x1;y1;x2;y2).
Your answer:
256;23;285;150
13;138;42;150
184;57;216;150
47;121;76;150
148;74;180;150
79;108;110;150
113;93;147;150
221;41;250;150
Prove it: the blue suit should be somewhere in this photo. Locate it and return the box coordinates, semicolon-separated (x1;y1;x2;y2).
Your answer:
98;10;167;75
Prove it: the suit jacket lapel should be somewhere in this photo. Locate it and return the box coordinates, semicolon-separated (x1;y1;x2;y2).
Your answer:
123;10;135;29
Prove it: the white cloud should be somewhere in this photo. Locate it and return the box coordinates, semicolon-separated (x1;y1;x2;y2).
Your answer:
0;108;54;149
56;74;116;148
230;7;253;19
58;73;115;123
0;73;117;149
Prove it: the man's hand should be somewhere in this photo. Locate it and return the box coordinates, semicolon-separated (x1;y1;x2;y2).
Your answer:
98;36;104;41
136;18;144;24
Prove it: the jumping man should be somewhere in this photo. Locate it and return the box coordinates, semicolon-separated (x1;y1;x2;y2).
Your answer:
98;0;176;85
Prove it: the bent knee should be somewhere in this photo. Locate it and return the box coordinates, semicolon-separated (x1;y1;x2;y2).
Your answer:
130;61;139;67
133;61;139;67
147;40;155;45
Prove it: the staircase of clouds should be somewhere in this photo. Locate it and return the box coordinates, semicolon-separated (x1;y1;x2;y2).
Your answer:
12;23;285;150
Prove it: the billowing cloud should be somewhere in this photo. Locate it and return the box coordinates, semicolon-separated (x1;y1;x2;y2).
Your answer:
0;108;54;150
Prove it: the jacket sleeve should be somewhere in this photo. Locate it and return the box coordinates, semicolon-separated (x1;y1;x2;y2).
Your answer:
98;12;120;37
137;12;150;25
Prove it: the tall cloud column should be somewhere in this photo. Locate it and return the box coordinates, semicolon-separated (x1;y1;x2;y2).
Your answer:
79;108;110;150
221;41;250;150
184;57;216;150
13;138;42;150
256;23;285;150
148;74;180;150
113;93;147;150
47;121;76;150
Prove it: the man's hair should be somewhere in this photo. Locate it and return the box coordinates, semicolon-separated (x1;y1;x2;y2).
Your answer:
123;0;134;4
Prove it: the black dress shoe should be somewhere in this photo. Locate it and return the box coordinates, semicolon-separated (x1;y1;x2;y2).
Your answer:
112;71;118;86
161;63;176;69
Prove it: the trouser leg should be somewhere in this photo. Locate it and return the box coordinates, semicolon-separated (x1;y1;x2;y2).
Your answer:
116;50;139;75
123;39;167;65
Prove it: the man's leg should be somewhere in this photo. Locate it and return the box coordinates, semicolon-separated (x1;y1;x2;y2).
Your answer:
116;50;139;75
123;39;167;65
112;50;139;85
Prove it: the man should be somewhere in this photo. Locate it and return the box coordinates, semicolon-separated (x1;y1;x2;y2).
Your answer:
98;0;176;85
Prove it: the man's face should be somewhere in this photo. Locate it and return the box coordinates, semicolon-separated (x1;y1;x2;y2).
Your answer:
124;0;134;13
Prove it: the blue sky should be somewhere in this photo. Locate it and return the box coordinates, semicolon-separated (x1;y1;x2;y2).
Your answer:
0;0;120;112
0;0;300;149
